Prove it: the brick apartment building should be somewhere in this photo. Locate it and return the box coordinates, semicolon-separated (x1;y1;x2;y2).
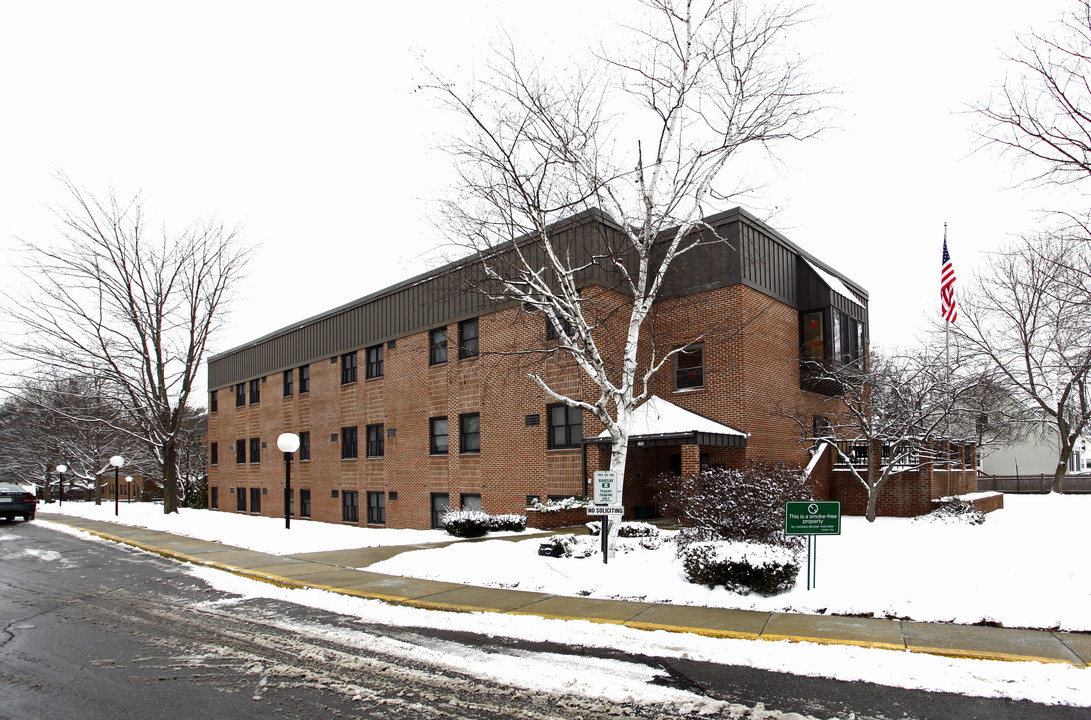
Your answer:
206;208;872;529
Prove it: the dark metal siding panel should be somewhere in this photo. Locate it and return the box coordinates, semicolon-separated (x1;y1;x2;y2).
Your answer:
739;220;796;306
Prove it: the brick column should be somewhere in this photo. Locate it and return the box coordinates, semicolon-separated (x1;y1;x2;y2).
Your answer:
681;444;700;477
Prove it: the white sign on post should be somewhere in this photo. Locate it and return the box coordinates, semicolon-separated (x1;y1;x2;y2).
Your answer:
593;470;617;505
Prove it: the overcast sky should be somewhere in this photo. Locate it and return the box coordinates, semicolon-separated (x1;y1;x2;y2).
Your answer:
1;0;1082;390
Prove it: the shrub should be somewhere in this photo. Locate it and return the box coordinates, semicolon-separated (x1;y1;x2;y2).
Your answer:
916;498;985;525
442;510;527;536
441;510;492;538
539;533;596;558
586;521;659;538
490;514;527;532
655;460;812;553
680;541;799;595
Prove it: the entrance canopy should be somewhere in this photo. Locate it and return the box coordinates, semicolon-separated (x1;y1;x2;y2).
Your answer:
586;395;748;448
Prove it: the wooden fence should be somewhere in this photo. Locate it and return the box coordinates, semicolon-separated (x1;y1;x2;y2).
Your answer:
976;474;1091;493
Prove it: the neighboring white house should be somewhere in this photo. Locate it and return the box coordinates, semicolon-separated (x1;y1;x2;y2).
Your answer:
980;421;1089;476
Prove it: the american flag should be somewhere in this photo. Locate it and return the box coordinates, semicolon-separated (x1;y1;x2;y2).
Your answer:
940;234;957;323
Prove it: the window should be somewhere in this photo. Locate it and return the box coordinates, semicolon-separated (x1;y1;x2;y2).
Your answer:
341;426;358;459
283;369;294;396
342;490;359;523
801;311;824;360
366;424;385;458
249;378;261;404
431;493;450;529
460;493;482;512
210;390;218;413
430;417;449;455
366;344;383;379
341;351;357;384
547;404;583;449
235;384;246;407
210;442;218;466
546;316;574;341
429;327;447;365
299;431;310;461
250;487;261;514
459;413;480;454
459;318;479;359
367;491;386;524
675;344;705;390
210;487;218;510
249;438;261;464
236;487;246;512
300;489;311;518
299;364;310;393
235;439;246;464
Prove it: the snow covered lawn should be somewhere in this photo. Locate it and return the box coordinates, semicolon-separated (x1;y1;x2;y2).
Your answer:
43;494;1091;631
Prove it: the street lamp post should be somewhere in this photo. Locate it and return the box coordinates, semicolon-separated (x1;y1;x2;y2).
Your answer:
276;433;300;530
56;464;67;506
110;456;125;516
126;476;133;503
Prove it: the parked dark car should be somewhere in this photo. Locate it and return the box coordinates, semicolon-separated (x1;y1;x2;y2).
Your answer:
0;483;37;521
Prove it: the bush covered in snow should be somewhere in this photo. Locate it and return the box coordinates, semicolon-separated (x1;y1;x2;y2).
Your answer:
528;496;589;512
656;460;811;553
442;510;527;537
680;540;799;595
585;521;660;538
539;533;597;558
916;498;986;525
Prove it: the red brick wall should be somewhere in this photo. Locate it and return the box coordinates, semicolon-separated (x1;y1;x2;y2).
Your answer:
208;283;846;528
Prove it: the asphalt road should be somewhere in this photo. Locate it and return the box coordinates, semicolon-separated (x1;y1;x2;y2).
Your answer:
0;518;1083;720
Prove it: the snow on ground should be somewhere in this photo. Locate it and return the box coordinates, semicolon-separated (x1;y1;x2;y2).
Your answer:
45;494;1091;630
39;499;1091;708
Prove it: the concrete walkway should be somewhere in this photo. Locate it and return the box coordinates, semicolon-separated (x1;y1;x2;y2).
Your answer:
38;513;1091;668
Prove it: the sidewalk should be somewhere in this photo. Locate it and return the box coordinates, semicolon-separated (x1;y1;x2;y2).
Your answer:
39;512;1091;668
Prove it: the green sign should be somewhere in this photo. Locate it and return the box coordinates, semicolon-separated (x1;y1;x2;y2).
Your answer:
784;501;841;535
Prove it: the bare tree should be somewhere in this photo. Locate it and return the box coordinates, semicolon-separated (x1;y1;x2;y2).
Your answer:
955;234;1091;492
795;349;975;522
4;179;249;513
976;0;1091;187
430;0;823;549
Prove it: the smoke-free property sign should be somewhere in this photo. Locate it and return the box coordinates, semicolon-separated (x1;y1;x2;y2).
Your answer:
784;501;841;535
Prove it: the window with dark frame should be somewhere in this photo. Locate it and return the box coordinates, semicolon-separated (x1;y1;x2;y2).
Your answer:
459;413;480;454
367;491;385;524
236;439;245;464
430;417;448;455
299;364;310;393
366;344;384;379
459;318;479;359
283;369;294;396
547;404;583;449
341;426;358;459
545;315;574;341
341;351;357;384
210;442;218;466
236;384;246;407
366;423;385;458
236;487;246;512
460;493;482;512
429;327;448;365
210;390;217;413
210;487;218;510
249;487;261;514
342;490;359;523
300;489;311;518
249;378;261;404
675;344;705;390
249;437;261;464
299;431;310;461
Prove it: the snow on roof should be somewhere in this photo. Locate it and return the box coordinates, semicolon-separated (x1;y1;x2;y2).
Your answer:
804;257;865;308
596;395;747;439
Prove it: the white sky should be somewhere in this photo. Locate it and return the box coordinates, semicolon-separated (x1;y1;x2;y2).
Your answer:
1;0;1083;389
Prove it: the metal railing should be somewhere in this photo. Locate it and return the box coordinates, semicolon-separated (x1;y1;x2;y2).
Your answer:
976;474;1091;493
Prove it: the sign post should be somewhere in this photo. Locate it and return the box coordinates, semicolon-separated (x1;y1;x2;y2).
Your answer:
784;501;841;590
590;471;621;564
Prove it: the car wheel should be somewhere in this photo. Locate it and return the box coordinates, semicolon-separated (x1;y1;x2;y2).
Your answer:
24;513;34;522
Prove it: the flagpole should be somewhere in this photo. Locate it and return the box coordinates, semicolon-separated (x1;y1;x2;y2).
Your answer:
944;222;949;394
